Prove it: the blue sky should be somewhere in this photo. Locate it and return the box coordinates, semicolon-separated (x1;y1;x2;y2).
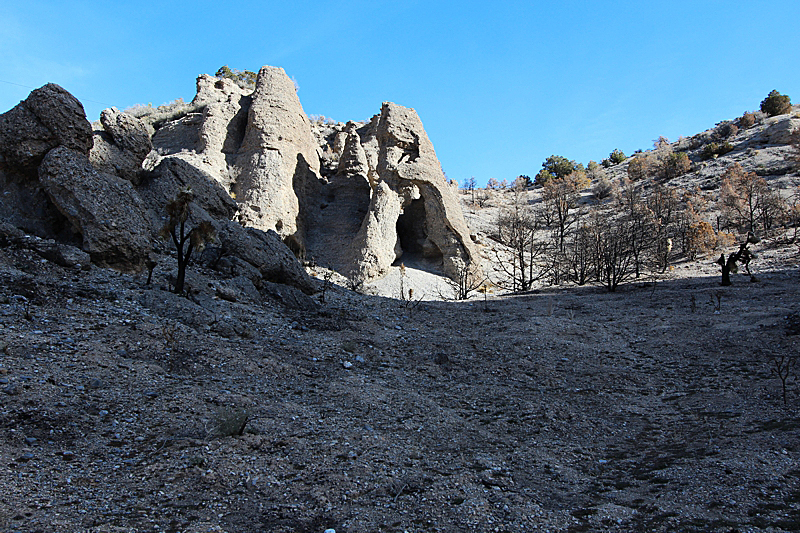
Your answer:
2;1;799;187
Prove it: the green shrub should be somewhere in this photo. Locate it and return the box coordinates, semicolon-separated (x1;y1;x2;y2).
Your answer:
760;90;791;116
717;142;734;156
216;65;258;90
539;155;582;180
702;141;734;159
607;149;626;165
534;170;554;187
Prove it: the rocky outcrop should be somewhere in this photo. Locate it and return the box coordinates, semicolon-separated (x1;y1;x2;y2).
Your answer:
89;107;153;183
39;147;153;271
145;68;479;283
0;84;97;241
230;66;321;249
0;82;314;294
136;155;314;294
761;116;800;145
333;103;477;282
0;83;93;172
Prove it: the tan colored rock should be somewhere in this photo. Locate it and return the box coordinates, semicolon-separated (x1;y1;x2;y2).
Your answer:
344;102;478;281
337;124;369;178
345;181;403;280
231;66;321;248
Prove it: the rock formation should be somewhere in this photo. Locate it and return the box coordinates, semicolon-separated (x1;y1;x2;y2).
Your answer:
39;146;152;271
0;65;479;292
0;81;314;293
145;67;479;283
90;107;153;184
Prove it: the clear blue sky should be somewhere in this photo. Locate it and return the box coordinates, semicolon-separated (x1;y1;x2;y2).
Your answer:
2;1;799;187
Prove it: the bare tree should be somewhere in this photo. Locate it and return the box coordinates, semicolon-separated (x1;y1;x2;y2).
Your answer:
492;187;548;292
594;214;636;292
443;261;486;300
542;174;581;253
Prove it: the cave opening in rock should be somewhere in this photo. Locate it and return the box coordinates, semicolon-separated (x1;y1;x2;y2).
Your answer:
395;198;443;269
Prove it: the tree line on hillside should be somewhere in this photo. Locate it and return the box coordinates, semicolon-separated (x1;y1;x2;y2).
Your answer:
456;90;798;296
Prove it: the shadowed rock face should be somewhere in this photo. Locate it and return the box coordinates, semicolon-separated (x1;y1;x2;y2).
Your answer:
0;83;93;173
39;147;152;272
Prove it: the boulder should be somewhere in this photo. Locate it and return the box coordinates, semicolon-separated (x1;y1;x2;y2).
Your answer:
38;146;152;271
215;223;315;295
762;116;800;145
139;156;237;220
89;107;153;183
100;107;152;161
0;83;92;173
261;281;318;311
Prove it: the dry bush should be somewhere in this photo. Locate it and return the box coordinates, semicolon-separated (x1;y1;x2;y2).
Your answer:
715;231;736;250
715;121;739;140
627;156;649;181
687;219;716;259
717;163;782;233
660;151;691;180
739;112;756;129
592;176;616;202
444;261;486;300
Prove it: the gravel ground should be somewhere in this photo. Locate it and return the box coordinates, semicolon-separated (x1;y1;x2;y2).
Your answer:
0;233;798;533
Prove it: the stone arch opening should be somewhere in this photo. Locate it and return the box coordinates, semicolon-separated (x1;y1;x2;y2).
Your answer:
395;198;443;267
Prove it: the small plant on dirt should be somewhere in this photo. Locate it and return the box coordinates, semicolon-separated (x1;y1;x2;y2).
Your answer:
709;292;722;313
318;270;335;304
214;407;249;438
771;356;796;406
344;272;365;293
160;188;216;295
162;323;177;353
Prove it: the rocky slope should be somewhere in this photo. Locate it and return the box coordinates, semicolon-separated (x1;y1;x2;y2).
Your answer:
0;228;798;533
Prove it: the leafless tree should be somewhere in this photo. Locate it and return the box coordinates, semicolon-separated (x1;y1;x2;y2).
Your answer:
492;188;549;292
